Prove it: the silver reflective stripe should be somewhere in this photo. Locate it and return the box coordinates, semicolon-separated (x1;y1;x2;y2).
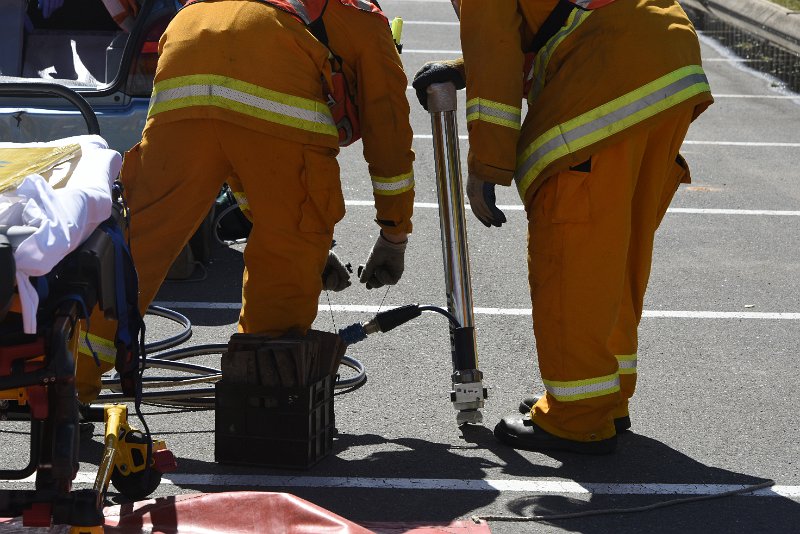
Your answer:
616;354;637;375
371;171;414;196
574;0;592;7
466;98;521;130
151;84;334;128
78;333;117;364
466;99;521;130
542;373;620;402
515;68;710;196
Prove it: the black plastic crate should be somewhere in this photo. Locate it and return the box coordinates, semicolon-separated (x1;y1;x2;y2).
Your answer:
215;375;334;469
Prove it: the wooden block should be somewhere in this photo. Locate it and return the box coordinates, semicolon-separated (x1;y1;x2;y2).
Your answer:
221;349;259;384
273;347;297;388
254;346;280;388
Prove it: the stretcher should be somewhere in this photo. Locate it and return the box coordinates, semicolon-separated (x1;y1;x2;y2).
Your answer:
0;84;174;532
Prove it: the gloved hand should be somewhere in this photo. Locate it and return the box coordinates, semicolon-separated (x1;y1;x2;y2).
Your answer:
412;58;466;111
322;250;352;292
38;0;65;18
358;233;407;289
466;172;507;228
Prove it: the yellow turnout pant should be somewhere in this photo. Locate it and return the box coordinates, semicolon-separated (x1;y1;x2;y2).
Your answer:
526;110;694;442
76;119;342;401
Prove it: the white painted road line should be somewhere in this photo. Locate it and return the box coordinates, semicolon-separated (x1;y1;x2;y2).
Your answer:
403;52;767;62
153;302;800;320
344;200;800;217
400;51;777;66
712;94;800;99
401;20;459;25
683;140;800;147
8;473;794;498
411;134;800;147
667;208;800;216
326;307;800;320
406;87;800;99
702;58;762;63
402;49;462;54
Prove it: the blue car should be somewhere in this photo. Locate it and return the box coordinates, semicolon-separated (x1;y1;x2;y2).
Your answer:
0;0;179;153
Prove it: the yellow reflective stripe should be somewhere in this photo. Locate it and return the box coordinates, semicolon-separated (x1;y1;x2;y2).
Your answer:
616;353;637;375
516;65;711;198
527;9;592;104
466;98;521;130
371;171;414;196
148;74;338;138
78;333;117;364
232;191;249;211
542;373;620;402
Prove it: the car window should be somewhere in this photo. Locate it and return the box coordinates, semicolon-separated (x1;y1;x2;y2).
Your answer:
0;0;177;94
0;0;178;153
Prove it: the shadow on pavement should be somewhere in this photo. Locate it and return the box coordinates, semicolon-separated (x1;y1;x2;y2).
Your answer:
459;425;798;533
83;425;797;532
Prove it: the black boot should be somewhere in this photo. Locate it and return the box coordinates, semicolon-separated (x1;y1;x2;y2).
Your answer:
494;415;617;455
518;396;631;433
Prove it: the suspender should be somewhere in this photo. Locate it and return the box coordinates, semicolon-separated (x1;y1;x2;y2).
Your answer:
527;0;583;56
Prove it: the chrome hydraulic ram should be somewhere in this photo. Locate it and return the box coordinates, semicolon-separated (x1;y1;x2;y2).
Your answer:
427;81;487;425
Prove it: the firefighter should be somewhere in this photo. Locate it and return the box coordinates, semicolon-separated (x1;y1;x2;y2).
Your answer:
75;0;415;402
414;0;713;454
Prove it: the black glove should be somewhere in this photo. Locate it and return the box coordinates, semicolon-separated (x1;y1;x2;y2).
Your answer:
466;173;507;228
322;250;352;292
412;59;466;111
358;234;407;289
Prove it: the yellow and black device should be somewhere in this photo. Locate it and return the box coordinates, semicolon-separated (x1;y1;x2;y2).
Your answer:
0;82;175;532
93;404;177;503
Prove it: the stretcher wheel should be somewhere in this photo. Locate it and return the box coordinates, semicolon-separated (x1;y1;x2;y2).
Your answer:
110;466;162;501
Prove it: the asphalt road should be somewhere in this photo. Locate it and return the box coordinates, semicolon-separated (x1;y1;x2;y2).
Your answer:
2;1;799;532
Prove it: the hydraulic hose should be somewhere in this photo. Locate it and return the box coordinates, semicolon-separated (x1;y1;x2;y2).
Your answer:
96;305;368;409
144;305;193;353
100;303;461;408
338;303;461;345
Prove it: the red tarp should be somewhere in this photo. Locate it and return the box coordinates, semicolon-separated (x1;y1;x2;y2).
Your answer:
105;491;491;534
1;491;492;533
103;492;372;533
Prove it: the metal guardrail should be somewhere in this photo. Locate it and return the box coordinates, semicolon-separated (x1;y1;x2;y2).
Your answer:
682;2;800;93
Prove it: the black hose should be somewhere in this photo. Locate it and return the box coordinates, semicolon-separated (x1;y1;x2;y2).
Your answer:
98;305;368;409
144;305;192;352
418;305;461;328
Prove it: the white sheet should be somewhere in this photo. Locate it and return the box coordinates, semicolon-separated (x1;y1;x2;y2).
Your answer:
0;135;121;333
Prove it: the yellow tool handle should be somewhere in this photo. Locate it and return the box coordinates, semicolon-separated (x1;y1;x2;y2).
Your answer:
93;404;126;499
391;17;403;48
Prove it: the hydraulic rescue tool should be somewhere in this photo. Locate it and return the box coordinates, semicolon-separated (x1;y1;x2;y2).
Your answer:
426;81;487;424
339;81;487;425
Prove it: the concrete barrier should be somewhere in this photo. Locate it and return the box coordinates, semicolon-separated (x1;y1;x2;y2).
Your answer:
681;0;800;55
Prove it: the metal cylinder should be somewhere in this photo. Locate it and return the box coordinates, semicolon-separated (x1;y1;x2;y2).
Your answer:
427;82;477;361
428;82;485;424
